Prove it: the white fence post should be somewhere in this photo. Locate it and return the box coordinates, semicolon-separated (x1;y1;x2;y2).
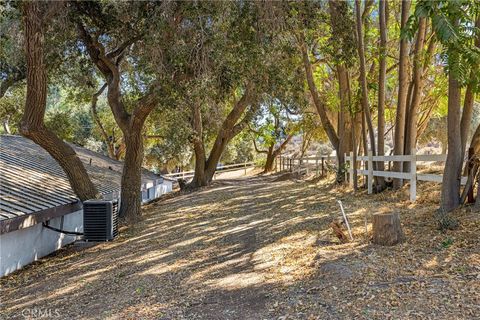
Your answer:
410;149;417;202
349;151;354;187
367;150;373;194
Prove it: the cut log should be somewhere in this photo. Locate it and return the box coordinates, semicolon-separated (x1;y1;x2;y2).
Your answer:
372;212;405;246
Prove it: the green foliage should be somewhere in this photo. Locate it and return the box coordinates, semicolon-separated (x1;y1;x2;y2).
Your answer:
414;0;480;85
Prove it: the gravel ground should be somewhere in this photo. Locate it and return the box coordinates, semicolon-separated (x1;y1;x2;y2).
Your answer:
1;174;479;320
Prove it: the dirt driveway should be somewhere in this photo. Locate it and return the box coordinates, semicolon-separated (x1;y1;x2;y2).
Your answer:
1;175;479;319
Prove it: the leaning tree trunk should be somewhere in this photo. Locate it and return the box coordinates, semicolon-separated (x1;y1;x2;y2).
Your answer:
119;130;144;221
263;145;276;173
21;1;99;202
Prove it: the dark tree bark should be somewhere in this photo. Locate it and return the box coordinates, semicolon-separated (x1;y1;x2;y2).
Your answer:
20;1;99;202
393;0;411;188
78;23;157;221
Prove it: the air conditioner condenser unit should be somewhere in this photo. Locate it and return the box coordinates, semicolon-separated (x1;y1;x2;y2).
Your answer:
83;199;118;242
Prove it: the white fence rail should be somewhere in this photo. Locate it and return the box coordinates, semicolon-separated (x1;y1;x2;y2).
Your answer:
345;150;467;202
276;155;335;176
163;162;255;180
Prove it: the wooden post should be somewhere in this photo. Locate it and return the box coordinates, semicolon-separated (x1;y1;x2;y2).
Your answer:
349;152;353;187
367;150;373;194
410;149;416;202
306;158;309;175
316;158;319;175
467;147;475;203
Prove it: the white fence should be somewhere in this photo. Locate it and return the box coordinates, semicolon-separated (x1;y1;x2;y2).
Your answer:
163;162;255;180
345;150;467;202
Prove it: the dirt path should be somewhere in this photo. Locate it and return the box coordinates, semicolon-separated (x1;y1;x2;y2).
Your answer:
1;175;479;319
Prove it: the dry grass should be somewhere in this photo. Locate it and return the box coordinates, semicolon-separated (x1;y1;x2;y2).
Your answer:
1;174;479;319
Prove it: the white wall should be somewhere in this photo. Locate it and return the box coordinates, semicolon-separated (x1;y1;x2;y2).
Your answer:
0;210;83;277
142;180;173;203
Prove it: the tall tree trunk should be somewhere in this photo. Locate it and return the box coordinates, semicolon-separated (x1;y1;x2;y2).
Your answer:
441;71;463;212
21;1;99;202
376;0;387;191
404;18;427;171
336;65;353;182
393;0;411;188
355;0;376;160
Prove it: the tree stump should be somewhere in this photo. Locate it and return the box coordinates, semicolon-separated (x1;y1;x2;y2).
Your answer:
372;212;405;246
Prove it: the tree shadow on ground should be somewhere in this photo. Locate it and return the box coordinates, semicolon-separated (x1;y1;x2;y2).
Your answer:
1;175;479;319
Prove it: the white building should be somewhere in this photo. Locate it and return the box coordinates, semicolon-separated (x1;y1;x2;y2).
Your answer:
0;135;172;277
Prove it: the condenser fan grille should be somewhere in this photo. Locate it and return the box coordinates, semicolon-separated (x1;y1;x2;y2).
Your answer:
83;200;118;241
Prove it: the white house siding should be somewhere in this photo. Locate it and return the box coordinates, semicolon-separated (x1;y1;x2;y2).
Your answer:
0;209;83;277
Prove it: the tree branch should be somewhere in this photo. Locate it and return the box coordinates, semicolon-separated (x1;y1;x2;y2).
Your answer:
252;138;269;154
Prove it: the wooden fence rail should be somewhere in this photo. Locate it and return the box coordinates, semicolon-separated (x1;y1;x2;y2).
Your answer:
163;161;255;180
345;150;467;202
